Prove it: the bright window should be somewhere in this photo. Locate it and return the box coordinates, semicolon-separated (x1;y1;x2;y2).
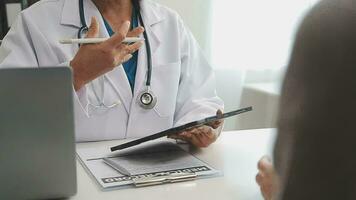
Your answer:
211;0;320;70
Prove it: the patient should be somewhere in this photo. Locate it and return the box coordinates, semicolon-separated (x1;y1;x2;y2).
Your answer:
256;0;356;199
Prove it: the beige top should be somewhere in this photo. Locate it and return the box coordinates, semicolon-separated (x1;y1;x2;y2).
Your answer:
275;0;356;199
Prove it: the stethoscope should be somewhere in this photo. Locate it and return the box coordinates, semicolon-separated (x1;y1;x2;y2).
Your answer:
78;0;157;110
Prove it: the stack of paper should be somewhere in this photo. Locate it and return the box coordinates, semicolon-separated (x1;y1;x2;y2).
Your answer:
77;141;220;189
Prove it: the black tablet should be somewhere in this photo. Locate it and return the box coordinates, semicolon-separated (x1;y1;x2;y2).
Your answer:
110;106;253;152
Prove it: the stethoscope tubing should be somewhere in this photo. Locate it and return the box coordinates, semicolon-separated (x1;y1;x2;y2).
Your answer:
78;0;152;87
78;0;156;110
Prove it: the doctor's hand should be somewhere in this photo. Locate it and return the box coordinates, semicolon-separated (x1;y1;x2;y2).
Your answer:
70;17;144;91
256;156;280;200
168;110;224;148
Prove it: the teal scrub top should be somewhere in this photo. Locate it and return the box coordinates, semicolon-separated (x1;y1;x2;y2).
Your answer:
103;9;139;93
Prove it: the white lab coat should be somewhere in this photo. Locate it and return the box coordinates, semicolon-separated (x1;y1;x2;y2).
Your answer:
0;0;223;142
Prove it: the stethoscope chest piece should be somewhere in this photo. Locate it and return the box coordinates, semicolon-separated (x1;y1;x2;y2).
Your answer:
137;87;157;109
78;0;157;110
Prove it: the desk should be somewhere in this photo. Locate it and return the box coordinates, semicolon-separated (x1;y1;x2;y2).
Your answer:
71;128;276;200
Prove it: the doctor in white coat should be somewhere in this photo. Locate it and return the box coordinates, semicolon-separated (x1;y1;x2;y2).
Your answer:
0;0;224;147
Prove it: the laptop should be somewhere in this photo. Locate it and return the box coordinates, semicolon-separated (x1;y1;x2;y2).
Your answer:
0;67;77;199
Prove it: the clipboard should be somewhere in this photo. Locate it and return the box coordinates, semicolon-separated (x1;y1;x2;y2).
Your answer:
76;141;221;190
111;106;253;152
132;172;197;187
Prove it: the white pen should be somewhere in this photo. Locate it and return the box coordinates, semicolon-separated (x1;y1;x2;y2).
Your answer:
59;37;144;45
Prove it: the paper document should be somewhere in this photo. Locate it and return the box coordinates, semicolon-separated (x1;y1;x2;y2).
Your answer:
77;141;220;189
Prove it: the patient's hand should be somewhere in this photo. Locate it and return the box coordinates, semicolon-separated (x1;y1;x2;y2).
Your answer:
168;110;224;148
256;156;280;200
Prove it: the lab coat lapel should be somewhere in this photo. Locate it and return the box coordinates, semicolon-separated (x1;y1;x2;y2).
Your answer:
61;0;81;28
60;0;104;29
140;1;163;55
133;1;164;98
61;0;133;113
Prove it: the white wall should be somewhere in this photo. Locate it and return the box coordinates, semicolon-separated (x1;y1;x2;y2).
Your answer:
152;0;213;58
152;0;245;131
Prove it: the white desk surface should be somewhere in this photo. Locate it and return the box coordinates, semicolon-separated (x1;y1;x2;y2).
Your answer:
71;128;276;200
